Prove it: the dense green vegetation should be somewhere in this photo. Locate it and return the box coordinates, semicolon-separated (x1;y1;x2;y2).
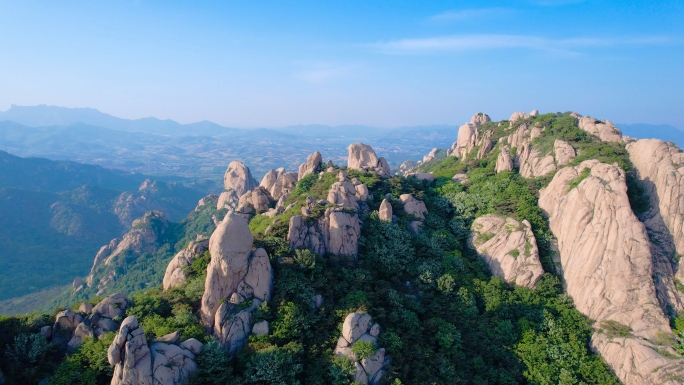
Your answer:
0;113;646;384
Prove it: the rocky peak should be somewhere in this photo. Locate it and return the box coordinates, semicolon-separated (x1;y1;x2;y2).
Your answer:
471;112;491;126
163;238;209;290
578;116;624;143
471;215;544;289
334;312;390;384
539;160;683;384
218;160;258;209
509;111;530;123
298;151;323;180
347;143;390;177
200;213;273;354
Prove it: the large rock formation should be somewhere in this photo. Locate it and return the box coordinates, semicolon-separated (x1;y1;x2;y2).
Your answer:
553;139;576;166
578;117;623;143
328;172;359;210
112;179;199;228
163;238;209;291
398;160;416;176
217;160;258;209
422;148;439;163
539;160;684;384
108;316;201;385
379;199;392;221
49;294;131;351
347;143;390;177
298;151;323;180
400;194;427;233
509;111;530;123
334;312;390;385
495;146;514;173
471;112;491;126
447;114;494;159
627;139;684;312
236;187;272;215
287;207;361;257
471;215;544;289
200;213;273;355
500;122;556;178
86;211;167;294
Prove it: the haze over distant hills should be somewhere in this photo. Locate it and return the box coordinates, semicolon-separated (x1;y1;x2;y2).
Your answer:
0;105;459;180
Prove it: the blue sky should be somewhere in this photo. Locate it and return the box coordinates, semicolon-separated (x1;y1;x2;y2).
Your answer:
0;0;682;128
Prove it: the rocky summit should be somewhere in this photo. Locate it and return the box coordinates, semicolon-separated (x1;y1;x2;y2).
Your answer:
6;110;684;385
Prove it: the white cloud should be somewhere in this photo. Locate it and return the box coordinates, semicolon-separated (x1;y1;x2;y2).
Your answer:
431;8;514;22
369;34;672;55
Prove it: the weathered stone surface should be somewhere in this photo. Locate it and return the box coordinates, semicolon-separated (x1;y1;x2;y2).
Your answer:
252;320;269;335
335;312;390;385
400;194;427;220
539;160;683;385
328;210;361;256
156;331;180;344
471;112;491;126
78;302;93;314
109;316;199;385
495;146;514;173
354;183;370;201
471;215;544;289
236;187;272;214
40;325;52;339
509;111;530;123
379;199;392;222
553;139;576;166
150;342;197;385
347;143;390;177
92;293;131;320
287;207;361;257
452;173;469;184
259;168;283;191
54;310;83;333
578;117;623;143
109;316;152;385
298;151;322;180
450;123;477;158
222;160;258;204
517;142;556;178
200;213;273;353
269;172;298;200
627;139;684;313
328;180;359;210
163;238;209;290
529;109;539;116
180;338;203;355
422;148;439;163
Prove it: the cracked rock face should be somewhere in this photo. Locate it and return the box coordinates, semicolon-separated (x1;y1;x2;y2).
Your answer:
578;117;623;143
86;211;167;294
298;151;322;180
449;122;477;158
163;238;209;291
471;215;544;289
553;139;576;166
347;143;390;177
108;316;200;385
400;194;427;234
495;146;514;173
539;160;683;385
218;160;258;209
287;207;361;257
627;138;684;313
334;312;390;385
328;180;359;210
200;213;273;354
237;187;272;214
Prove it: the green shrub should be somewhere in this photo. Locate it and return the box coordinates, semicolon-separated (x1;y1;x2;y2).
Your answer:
351;340;377;360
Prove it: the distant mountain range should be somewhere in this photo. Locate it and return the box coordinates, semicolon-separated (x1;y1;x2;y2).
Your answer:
617;123;684;149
